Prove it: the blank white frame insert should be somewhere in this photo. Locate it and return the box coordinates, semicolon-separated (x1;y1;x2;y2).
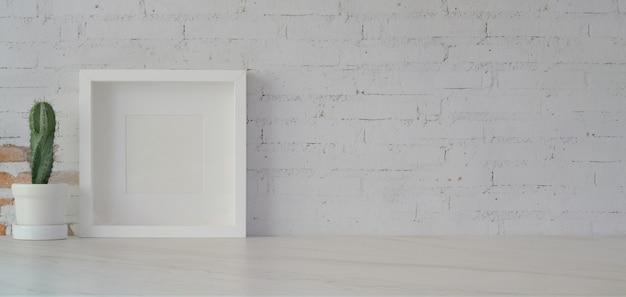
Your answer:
126;115;205;194
79;70;246;238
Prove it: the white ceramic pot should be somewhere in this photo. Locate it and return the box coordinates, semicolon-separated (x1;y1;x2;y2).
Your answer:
12;183;67;226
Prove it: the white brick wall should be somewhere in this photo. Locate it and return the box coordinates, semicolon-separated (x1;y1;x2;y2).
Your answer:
1;0;625;235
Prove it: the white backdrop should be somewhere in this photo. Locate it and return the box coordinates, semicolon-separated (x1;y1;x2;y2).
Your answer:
0;0;625;235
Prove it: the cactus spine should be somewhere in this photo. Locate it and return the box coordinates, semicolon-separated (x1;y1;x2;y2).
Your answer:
29;102;56;184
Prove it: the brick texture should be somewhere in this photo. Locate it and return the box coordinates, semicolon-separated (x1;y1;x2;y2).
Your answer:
1;0;625;236
0;145;28;162
0;172;31;188
50;171;79;185
0;198;13;207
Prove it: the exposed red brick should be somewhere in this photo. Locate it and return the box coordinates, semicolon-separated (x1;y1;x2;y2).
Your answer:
0;172;14;188
50;171;79;185
0;145;28;162
0;198;14;207
0;171;79;187
0;172;31;187
0;224;5;236
14;172;31;184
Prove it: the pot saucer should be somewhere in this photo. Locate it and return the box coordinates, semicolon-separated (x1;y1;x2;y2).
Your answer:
12;224;68;240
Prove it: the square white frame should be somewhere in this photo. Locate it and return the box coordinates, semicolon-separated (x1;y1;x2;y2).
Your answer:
79;70;246;238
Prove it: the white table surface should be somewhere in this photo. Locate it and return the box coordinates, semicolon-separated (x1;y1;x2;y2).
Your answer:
0;236;624;296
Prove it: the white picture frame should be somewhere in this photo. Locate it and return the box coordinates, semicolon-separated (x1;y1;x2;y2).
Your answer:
79;70;246;238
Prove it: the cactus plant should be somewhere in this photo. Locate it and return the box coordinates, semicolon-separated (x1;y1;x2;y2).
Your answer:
29;101;56;184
